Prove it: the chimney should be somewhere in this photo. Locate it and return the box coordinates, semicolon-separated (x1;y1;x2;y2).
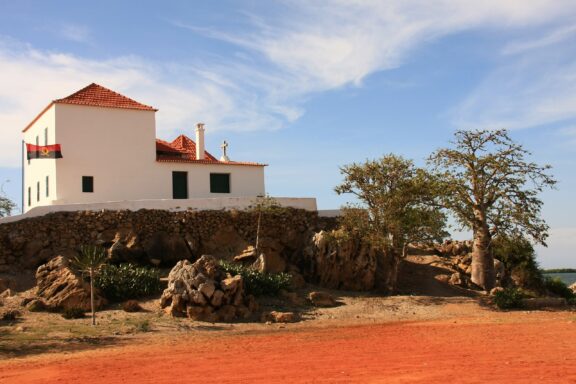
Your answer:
195;123;205;160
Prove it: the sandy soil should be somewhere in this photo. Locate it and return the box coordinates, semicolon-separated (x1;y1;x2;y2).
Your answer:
1;254;575;383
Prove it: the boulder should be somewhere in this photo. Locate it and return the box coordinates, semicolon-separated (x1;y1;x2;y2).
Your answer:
160;255;251;322
26;298;47;312
252;252;286;274
569;282;576;294
35;256;107;311
490;287;505;296
263;311;299;323
308;291;337;307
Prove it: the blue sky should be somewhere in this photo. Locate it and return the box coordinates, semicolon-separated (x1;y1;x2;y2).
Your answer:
0;1;575;267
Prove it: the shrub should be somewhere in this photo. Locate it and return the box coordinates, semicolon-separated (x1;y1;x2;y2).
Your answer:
492;235;544;291
543;277;576;300
493;287;525;310
123;300;142;313
219;261;291;297
61;307;85;319
95;263;161;302
135;319;150;332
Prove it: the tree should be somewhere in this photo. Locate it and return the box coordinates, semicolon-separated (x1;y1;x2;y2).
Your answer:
335;154;448;259
0;195;16;217
428;129;556;290
69;245;108;326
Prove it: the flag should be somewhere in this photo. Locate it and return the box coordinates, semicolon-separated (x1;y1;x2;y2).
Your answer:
26;144;63;160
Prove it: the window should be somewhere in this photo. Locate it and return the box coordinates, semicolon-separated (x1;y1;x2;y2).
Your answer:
46;175;49;197
210;173;230;193
44;128;48;146
82;176;94;193
36;181;40;202
28;187;31;207
172;171;188;199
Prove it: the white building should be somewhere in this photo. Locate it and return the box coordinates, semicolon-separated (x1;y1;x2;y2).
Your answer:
22;83;270;213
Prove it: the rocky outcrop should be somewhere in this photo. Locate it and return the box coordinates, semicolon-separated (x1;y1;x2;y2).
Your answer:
570;282;576;294
296;230;400;292
35;256;107;311
160;255;256;322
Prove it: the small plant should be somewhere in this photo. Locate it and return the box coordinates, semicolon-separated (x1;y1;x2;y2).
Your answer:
123;300;142;313
70;245;108;326
95;263;161;302
543;277;576;300
61;307;85;319
220;261;291;297
493;287;525;310
135;319;150;332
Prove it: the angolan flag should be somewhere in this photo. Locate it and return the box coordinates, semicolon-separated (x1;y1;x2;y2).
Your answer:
26;144;63;159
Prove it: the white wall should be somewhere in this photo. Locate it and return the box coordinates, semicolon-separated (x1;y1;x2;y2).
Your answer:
53;104;158;204
155;162;265;198
23;105;57;212
24;103;266;209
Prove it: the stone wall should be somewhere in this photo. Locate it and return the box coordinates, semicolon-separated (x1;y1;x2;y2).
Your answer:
0;208;400;293
0;208;332;273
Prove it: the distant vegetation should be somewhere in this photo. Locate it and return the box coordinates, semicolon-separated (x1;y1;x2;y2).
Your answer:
542;268;576;273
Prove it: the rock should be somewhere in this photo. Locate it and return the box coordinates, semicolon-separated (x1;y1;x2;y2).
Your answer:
1;309;20;321
215;305;237;322
308;291;337;307
198;281;216;299
143;231;191;266
490;287;505;296
252;252;286;274
569;282;575;294
26;298;47;312
435;274;451;283
263;311;298;323
35;256;107;311
233;246;257;262
288;272;306;289
448;272;468;287
0;288;15;298
161;255;248;320
221;275;242;292
210;290;224;307
306;230;375;291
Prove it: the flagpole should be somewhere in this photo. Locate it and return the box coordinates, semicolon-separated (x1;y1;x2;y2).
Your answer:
21;140;24;214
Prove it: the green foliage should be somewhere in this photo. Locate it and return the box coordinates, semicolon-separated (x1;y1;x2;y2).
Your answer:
70;245;108;274
428;129;556;244
0;194;17;218
335;154;448;257
219;261;291;297
95;263;161;302
492;235;544;290
493;288;525;310
134;319;150;332
61;307;85;319
543;277;576;300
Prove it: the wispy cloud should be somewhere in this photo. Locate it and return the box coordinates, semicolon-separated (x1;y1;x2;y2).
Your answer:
58;24;91;43
502;24;576;55
3;1;576;167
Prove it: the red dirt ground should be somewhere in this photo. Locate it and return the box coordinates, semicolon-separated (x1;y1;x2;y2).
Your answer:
1;314;575;383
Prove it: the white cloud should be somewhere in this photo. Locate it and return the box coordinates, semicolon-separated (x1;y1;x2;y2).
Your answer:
502;24;576;55
4;1;576;167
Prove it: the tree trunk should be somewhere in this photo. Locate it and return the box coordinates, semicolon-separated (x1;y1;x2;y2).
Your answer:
470;224;495;291
90;269;96;326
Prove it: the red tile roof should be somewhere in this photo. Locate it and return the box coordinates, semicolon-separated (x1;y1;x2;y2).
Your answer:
23;83;157;132
54;83;157;111
156;135;266;166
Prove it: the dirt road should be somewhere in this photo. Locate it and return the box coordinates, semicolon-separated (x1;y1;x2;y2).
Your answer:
1;311;575;384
